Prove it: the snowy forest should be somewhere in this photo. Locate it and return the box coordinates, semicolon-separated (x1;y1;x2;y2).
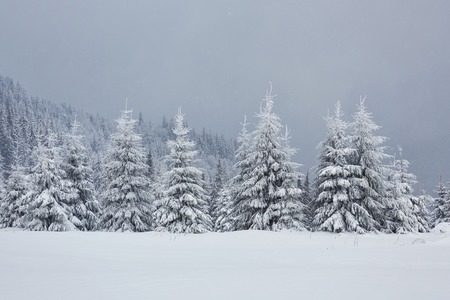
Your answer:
0;75;448;233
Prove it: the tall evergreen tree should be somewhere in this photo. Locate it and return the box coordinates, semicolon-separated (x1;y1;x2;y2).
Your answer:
20;132;77;231
233;89;305;231
63;117;101;231
314;102;368;233
153;109;212;233
100;103;153;232
349;98;389;231
275;126;306;230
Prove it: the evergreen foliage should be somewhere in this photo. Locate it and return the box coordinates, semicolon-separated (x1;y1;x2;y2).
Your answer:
63;117;101;231
0;75;436;235
232;89;305;231
145;150;155;180
299;172;315;230
385;148;428;233
100;104;153;232
349;98;389;232
433;178;450;226
0;146;29;228
314;102;368;233
0;75;235;195
210;159;227;224
153;109;212;233
213;184;234;232
214;117;252;232
20;133;77;231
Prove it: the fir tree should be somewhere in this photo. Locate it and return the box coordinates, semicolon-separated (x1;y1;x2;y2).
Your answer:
314;102;368;233
151;160;166;215
275;126;305;230
385;148;425;233
233;88;305;231
417;190;433;230
215;117;251;232
210;159;227;224
214;183;234;232
153;109;212;233
20;132;77;231
432;177;450;226
100;103;153;232
299;172;314;230
349;98;389;232
411;194;430;233
63;117;101;231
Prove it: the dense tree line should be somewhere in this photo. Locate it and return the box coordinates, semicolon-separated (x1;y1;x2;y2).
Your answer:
0;76;448;233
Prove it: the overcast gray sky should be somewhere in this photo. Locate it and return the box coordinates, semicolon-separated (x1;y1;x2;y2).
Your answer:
1;0;449;192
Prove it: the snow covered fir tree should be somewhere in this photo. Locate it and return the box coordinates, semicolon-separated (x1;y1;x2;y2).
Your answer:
152;108;212;233
432;177;450;226
100;103;153;232
210;158;228;225
314;102;368;233
298;172;314;230
214;116;252;232
20;132;77;231
231;88;306;231
63;117;101;231
385;147;429;233
348;98;390;232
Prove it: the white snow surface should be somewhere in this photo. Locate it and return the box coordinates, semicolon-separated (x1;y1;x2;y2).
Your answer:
1;229;449;300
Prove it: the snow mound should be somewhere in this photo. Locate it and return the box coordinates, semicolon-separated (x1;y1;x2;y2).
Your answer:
432;222;450;233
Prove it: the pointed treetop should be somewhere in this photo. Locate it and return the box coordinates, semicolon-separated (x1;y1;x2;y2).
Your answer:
359;95;367;108
172;107;190;136
397;145;403;157
261;82;277;114
335;101;344;119
240;115;250;134
121;98;133;118
175;107;185;126
71;114;80;135
355;95;371;119
283;125;291;141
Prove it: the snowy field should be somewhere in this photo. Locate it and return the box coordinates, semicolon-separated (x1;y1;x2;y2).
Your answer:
1;228;450;300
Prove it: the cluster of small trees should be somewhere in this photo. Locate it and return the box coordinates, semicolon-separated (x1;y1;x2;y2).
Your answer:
0;118;101;231
0;88;448;234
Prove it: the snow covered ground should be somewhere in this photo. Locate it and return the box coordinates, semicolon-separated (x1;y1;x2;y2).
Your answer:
1;228;449;300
